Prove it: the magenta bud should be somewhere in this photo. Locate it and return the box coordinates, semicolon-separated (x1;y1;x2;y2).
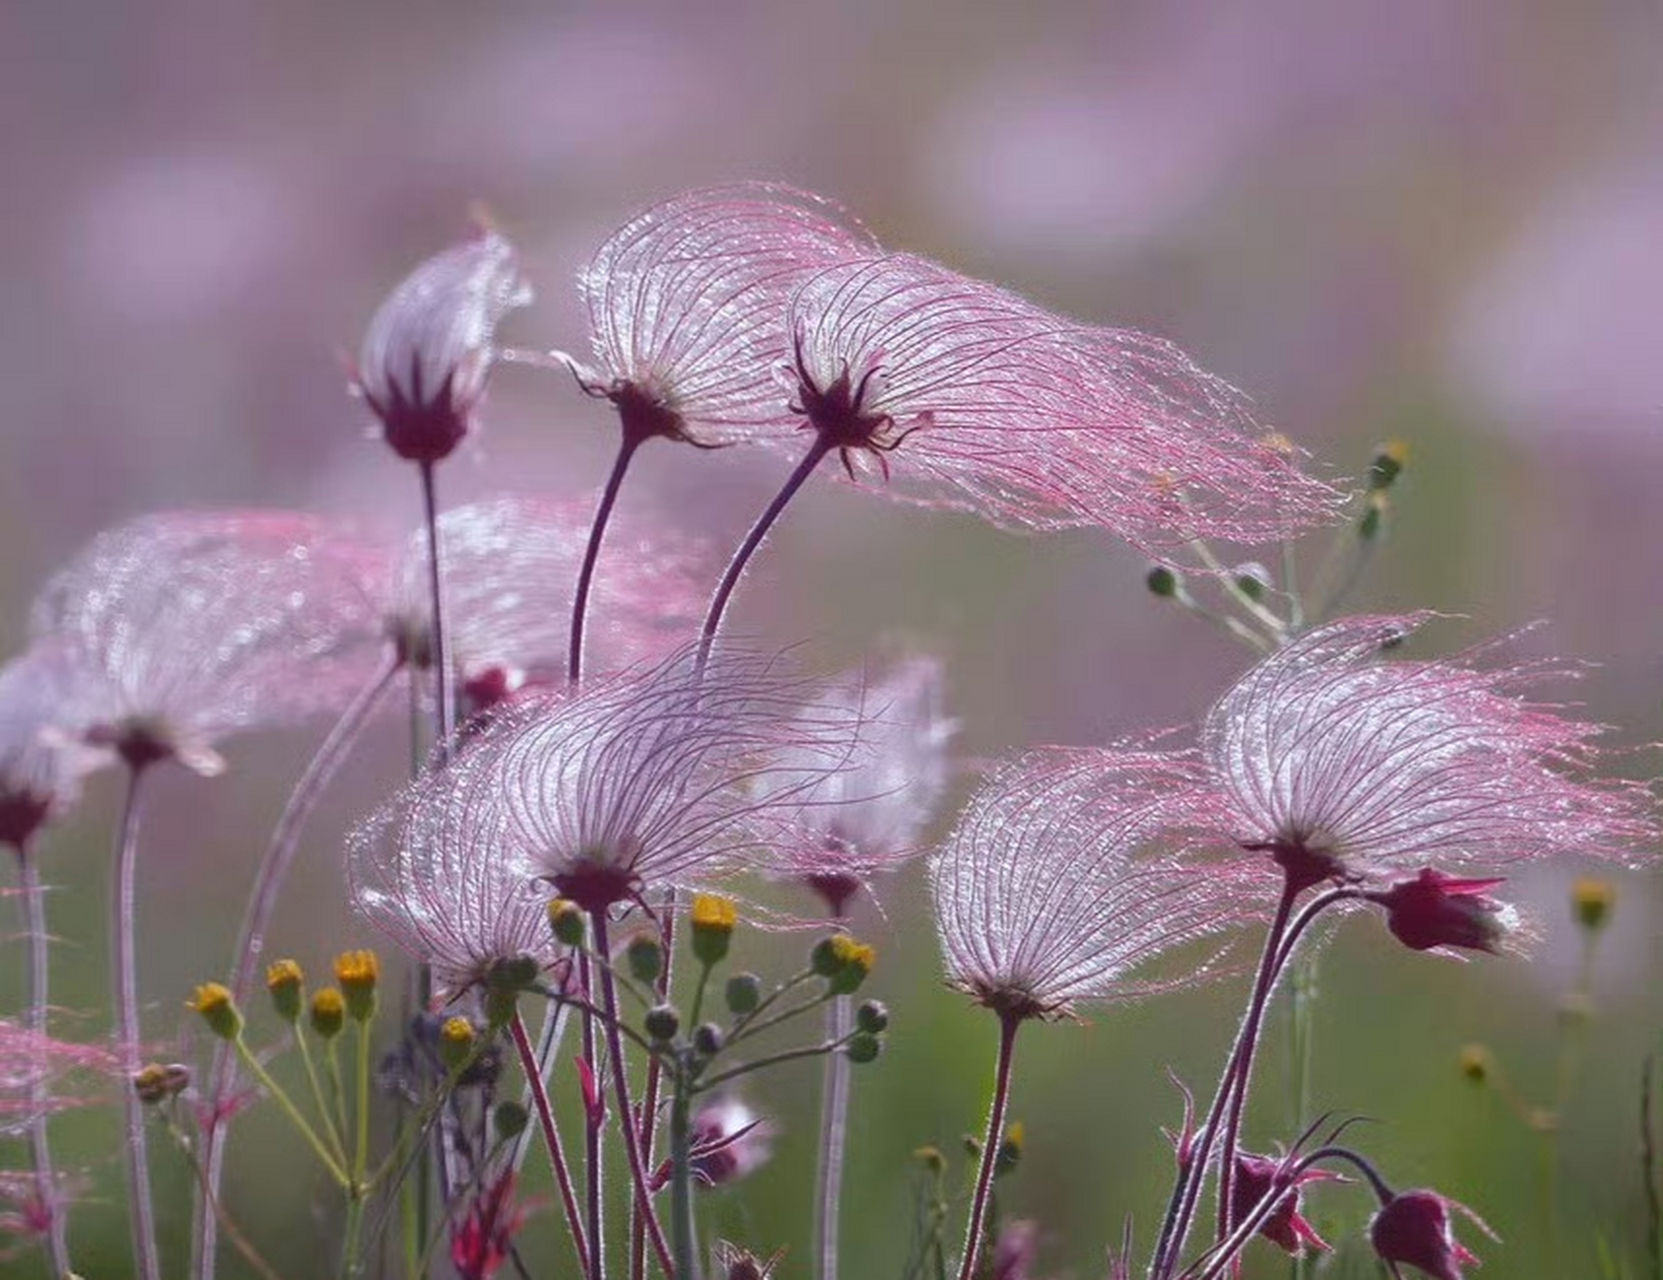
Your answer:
1230;1152;1333;1257
1366;868;1510;955
1369;1188;1491;1280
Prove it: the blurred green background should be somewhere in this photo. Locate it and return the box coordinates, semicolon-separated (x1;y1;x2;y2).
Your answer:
4;1;1662;1276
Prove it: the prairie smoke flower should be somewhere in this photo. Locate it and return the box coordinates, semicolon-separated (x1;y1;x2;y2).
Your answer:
355;230;531;463
1229;1152;1333;1257
651;1095;773;1191
931;751;1250;1022
567;184;876;448
350;741;562;1000
1369;1188;1494;1280
449;1169;528;1280
376;646;862;917
1198;613;1655;889
0;646;99;848
775;656;955;916
30;512;385;774
380;495;705;708
784;250;1341;544
1363;869;1517;956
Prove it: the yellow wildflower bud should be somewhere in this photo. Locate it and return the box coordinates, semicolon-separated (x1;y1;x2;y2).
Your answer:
690;894;738;967
1367;439;1409;491
189;982;242;1041
813;933;875;995
333;950;379;1023
1571;878;1614;933
548;898;585;947
310;987;345;1040
266;958;304;1023
1458;1044;1490;1084
134;1062;190;1105
995;1121;1024;1177
914;1145;945;1174
440;1017;477;1071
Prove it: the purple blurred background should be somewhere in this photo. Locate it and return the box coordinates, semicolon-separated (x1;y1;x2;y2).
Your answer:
5;2;1662;1275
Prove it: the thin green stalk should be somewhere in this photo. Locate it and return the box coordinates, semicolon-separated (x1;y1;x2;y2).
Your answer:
112;765;162;1280
815;994;853;1280
230;1039;349;1186
341;1018;373;1278
296;1029;349;1171
699;1037;852;1095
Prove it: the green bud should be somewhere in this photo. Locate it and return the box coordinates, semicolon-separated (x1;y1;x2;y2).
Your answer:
725;972;762;1015
693;1023;724;1058
489;954;542;993
626;932;664;985
548;899;586;948
845;1031;882;1064
855;999;889;1034
188;984;243;1041
265;959;305;1024
1367;440;1408;492
644;1004;680;1044
690;894;737;968
1146;565;1179;598
493;1100;530;1143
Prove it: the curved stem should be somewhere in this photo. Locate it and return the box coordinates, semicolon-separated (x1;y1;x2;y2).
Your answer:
698;439;830;658
112;765;162;1280
511;1000;570;1173
193;657;397;1280
1151;879;1299;1279
956;1013;1020;1280
419;460;455;758
815;994;853;1280
570;437;642;686
17;845;72;1274
510;1012;590;1277
590;912;674;1276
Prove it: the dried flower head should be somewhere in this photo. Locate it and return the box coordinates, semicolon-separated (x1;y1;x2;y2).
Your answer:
569;184;876;448
356;230;531;463
1200;613;1655;889
382;494;705;703
774;656;955;915
931;750;1256;1022
30;512;387;774
371;645;863;918
785;250;1342;545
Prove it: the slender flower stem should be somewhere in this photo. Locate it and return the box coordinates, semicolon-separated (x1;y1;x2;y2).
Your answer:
669;1056;698;1280
577;950;607;1280
230;1039;350;1186
956;1013;1021;1280
570;437;642;686
1151;878;1300;1279
590;912;675;1276
194;658;398;1280
510;1012;591;1277
112;765;162;1280
699;438;831;656
511;999;570;1173
632;896;677;1280
815;993;853;1280
16;844;72;1275
419;460;456;756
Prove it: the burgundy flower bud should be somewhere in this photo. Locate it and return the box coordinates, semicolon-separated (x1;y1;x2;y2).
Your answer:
356;231;530;464
1365;869;1511;955
1230;1152;1332;1256
1369;1188;1492;1280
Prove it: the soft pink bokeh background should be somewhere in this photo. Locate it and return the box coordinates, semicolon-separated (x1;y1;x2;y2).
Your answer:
4;3;1661;1276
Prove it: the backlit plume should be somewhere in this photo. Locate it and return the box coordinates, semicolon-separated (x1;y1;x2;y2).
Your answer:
930;750;1255;1022
1198;613;1656;888
567;184;877;448
30;512;386;774
785;249;1342;545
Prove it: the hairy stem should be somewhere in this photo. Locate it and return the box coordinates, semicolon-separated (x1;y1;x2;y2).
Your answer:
570;437;642;686
579;950;607;1280
510;1012;590;1276
419;460;455;757
669;1055;698;1280
112;765;162;1280
17;844;72;1275
957;1013;1020;1280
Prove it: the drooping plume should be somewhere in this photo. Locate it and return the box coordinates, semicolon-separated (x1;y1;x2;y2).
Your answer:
785;250;1343;545
30;512;387;774
569;184;877;448
931;750;1256;1022
1198;613;1656;887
